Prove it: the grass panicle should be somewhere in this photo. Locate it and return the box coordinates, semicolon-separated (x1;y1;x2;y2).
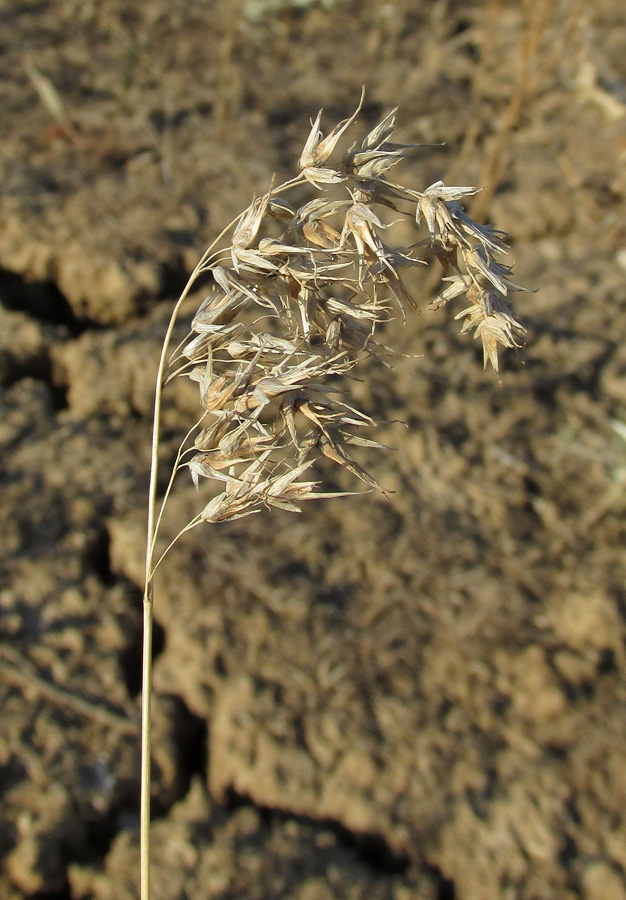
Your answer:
165;97;525;524
140;93;526;900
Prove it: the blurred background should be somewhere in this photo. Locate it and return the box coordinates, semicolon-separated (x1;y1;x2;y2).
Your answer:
1;1;625;898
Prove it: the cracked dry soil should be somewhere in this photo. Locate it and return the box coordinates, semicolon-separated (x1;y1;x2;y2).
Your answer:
2;2;626;899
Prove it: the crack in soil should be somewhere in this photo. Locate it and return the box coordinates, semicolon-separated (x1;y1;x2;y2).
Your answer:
0;267;86;336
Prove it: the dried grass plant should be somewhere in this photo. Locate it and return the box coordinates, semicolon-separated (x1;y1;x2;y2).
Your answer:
140;91;526;900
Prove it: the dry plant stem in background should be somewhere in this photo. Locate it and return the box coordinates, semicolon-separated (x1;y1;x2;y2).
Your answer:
141;93;526;900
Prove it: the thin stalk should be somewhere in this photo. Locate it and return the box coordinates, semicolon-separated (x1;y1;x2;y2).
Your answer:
151;513;204;576
152;416;208;546
140;212;244;900
141;273;197;900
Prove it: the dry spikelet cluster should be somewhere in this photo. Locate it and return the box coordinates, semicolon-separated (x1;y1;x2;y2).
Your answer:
169;94;526;523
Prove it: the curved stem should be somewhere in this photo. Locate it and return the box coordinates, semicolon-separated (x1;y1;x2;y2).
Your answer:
140;272;197;900
151;513;204;576
140;177;306;900
152;415;207;548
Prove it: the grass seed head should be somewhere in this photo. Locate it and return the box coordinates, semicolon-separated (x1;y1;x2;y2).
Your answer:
171;96;526;518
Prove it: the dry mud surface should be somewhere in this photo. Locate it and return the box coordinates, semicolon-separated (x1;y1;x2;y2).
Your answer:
2;2;626;899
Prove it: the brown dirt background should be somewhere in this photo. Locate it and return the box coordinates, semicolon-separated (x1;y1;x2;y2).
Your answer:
2;1;626;898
